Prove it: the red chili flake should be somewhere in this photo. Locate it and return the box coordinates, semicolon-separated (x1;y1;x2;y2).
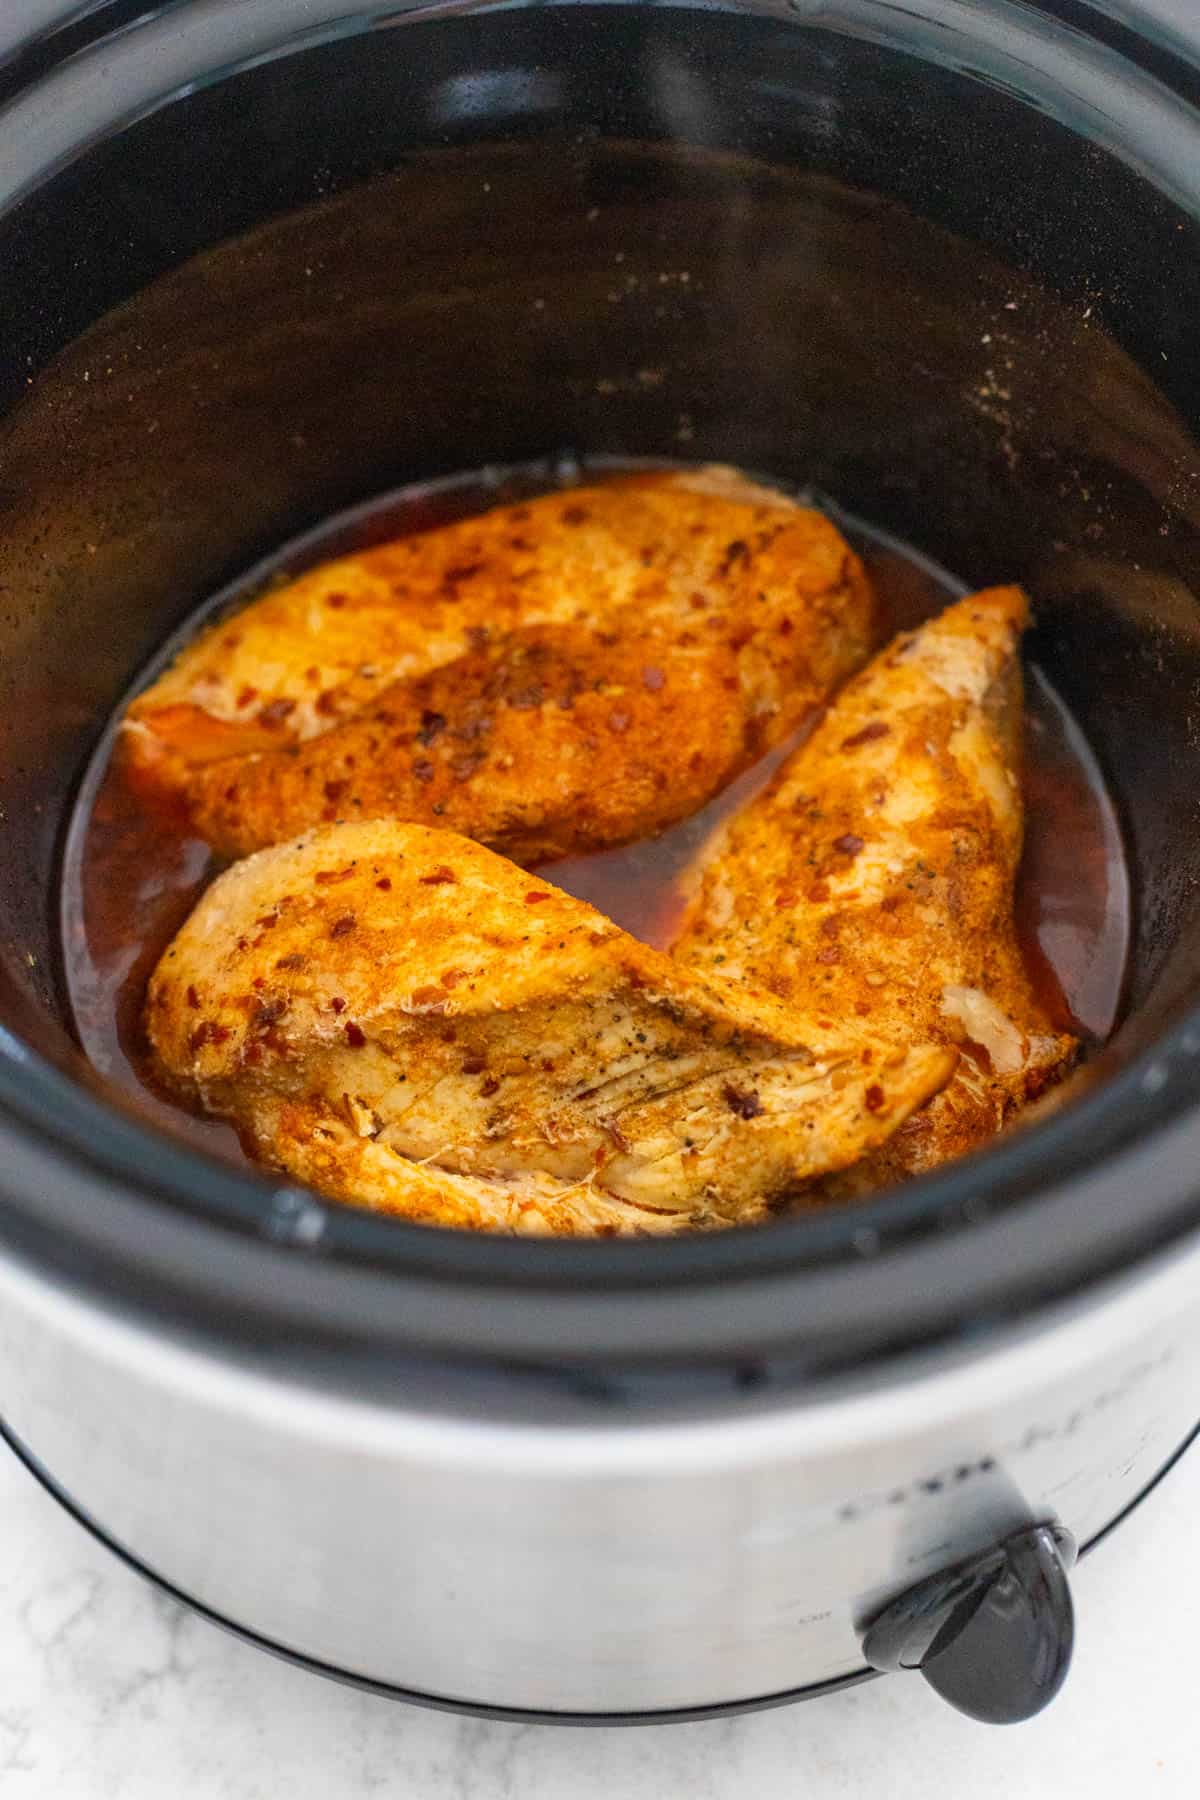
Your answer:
443;560;483;584
420;866;457;885
236;685;258;709
326;593;347;609
236;936;249;952
412;759;435;784
223;784;239;803
276;953;306;971
304;665;321;685
440;969;465;990
256;913;279;931
315;690;339;716
561;504;589;526
719;538;750;574
329;913;356;939
252;977;266;991
774;891;797;910
323;779;348;804
722;1083;763;1120
189;1020;231;1052
642;666;665;692
330;997;347;1014
417;709;446;746
259;698;297;727
344;1021;366;1048
524;891;550;905
185;984;201;1009
807;881;831;903
842;720;891;750
410;983;446;1007
834;834;865;856
466;624;490;651
461;1054;487;1074
608;709;631;734
816;946;841;964
480;1075;501;1097
376;877;393;892
314;867;354;885
778;617;794;637
864;1084;885;1112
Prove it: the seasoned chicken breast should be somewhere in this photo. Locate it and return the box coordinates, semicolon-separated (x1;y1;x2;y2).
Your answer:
145;821;953;1233
123;468;875;862
673;588;1077;1193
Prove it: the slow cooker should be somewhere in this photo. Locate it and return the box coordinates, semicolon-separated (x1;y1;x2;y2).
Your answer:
2;0;1200;1727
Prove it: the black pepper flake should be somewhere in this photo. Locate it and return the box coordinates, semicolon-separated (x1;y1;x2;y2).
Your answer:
722;1083;763;1120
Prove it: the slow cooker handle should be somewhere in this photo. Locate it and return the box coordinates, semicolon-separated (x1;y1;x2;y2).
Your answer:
860;1523;1076;1724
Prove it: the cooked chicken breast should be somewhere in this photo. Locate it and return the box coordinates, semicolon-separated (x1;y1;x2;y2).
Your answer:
673;588;1077;1194
145;821;953;1233
123;468;875;861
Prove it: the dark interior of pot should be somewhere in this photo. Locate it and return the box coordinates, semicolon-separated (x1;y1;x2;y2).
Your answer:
3;0;1200;1249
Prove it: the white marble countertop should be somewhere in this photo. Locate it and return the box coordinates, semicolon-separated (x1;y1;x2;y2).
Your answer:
0;1431;1196;1798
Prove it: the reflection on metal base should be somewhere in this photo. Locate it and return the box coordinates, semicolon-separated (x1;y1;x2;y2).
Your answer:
2;1413;1197;1725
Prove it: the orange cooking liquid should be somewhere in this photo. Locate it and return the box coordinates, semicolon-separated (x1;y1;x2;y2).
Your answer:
59;464;1131;1168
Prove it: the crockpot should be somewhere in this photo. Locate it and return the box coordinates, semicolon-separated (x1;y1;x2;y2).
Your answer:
2;0;1200;1728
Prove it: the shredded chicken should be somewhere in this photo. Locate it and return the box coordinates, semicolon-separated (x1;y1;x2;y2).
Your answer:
144;821;953;1233
673;588;1078;1194
123;468;875;863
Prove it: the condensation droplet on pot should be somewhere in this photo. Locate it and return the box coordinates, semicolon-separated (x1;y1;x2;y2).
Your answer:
266;1187;327;1247
1141;1061;1169;1095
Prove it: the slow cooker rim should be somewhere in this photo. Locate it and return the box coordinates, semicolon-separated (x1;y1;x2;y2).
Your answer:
2;0;1200;1372
1;1008;1199;1372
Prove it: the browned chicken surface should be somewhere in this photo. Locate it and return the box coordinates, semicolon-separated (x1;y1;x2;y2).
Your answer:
145;821;954;1234
673;587;1078;1194
123;468;875;862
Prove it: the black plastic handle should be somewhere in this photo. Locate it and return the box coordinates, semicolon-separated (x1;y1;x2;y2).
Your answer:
861;1523;1077;1724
